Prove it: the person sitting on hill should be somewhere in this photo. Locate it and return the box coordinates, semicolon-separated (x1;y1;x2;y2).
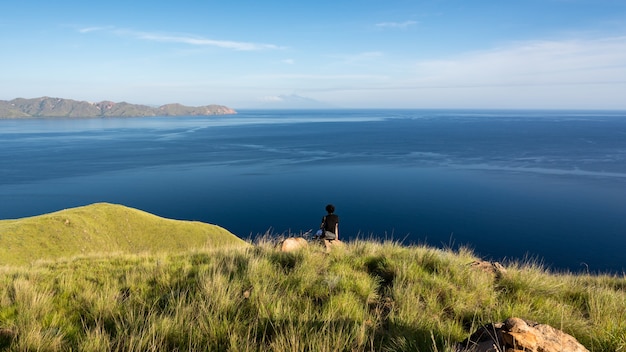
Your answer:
318;204;339;241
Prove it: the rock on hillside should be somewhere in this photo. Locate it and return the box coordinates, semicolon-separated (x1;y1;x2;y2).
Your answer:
457;317;589;352
0;97;236;118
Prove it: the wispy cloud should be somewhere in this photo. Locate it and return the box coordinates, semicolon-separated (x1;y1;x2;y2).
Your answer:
78;26;113;33
249;73;388;81
413;36;626;87
130;31;282;51
376;20;418;29
282;59;295;65
289;36;626;109
79;26;283;51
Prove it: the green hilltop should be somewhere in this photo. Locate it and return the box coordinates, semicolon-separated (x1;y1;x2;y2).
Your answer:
0;203;248;266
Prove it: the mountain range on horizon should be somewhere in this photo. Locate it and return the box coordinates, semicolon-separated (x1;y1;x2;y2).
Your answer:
0;97;237;118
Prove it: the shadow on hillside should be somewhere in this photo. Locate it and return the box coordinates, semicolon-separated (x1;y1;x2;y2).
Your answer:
245;317;448;351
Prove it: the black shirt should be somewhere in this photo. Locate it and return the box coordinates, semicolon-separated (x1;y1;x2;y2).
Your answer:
322;214;339;233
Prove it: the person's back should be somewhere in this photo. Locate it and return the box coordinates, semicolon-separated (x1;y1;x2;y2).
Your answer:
320;204;339;241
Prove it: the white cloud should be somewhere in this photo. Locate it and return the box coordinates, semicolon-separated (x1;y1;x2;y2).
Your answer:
131;32;282;51
248;73;388;81
78;26;113;33
413;36;626;88
375;20;418;29
305;36;626;109
79;26;283;51
282;59;295;65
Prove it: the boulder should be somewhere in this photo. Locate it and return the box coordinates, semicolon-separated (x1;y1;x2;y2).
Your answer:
457;317;589;352
280;237;308;252
323;239;344;253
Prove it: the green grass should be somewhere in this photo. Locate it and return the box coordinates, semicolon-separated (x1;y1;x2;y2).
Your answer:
0;238;624;351
0;205;624;351
0;203;248;266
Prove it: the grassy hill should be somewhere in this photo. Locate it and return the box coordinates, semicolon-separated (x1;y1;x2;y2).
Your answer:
0;203;248;266
0;205;624;351
0;240;624;351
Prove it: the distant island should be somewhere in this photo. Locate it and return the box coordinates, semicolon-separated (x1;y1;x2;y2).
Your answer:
0;97;237;118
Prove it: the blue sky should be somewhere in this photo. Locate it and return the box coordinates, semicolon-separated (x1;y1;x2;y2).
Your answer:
2;0;626;109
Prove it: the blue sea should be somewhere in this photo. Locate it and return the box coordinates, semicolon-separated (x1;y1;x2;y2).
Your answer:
1;109;625;273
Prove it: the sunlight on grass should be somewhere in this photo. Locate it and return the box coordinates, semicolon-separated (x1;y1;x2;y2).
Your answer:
0;203;249;266
0;238;624;351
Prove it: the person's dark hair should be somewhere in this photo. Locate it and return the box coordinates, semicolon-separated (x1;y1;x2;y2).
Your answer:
325;204;335;213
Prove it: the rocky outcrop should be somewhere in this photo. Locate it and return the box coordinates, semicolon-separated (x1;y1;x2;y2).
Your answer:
279;237;344;253
469;260;507;279
457;317;589;352
280;237;308;252
323;239;344;253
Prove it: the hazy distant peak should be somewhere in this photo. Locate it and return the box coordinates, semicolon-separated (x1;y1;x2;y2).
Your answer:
257;94;335;109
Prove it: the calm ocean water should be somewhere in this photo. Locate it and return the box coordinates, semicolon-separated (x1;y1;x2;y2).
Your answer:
1;109;625;273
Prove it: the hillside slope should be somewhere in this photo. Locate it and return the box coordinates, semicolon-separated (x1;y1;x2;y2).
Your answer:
0;241;623;351
0;97;236;118
0;203;248;265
